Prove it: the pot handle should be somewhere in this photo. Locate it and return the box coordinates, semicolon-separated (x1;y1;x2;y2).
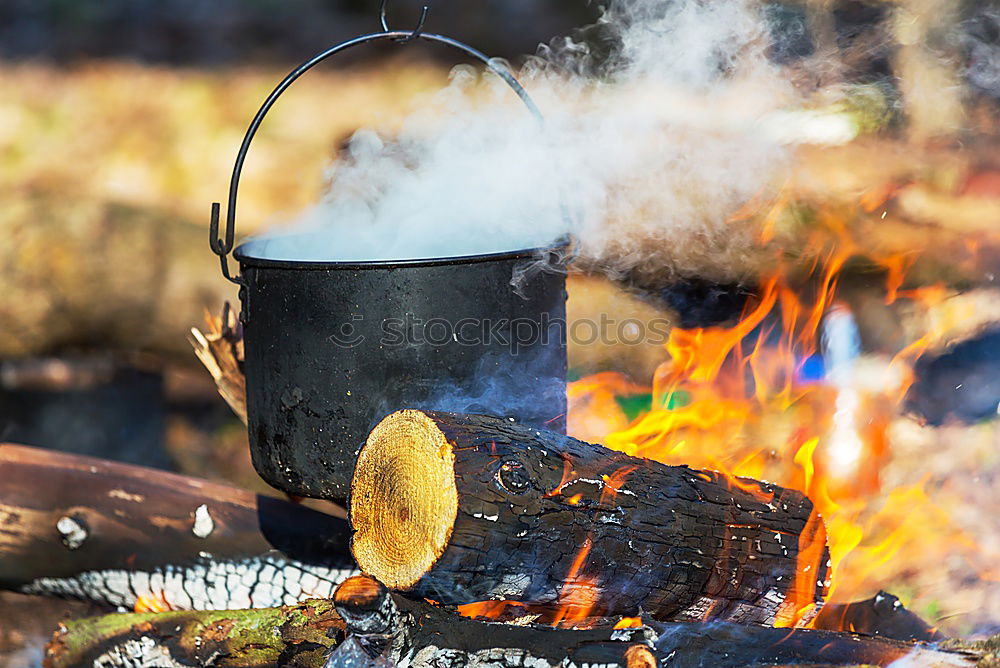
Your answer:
209;3;543;285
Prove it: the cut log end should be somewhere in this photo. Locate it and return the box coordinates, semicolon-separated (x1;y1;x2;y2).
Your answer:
334;574;386;612
350;410;458;590
334;575;400;637
624;645;656;668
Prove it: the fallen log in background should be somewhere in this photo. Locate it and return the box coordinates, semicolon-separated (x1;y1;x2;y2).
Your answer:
0;444;357;611
0;195;234;361
350;410;830;626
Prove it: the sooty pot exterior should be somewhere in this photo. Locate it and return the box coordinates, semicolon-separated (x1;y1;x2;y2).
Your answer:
234;246;567;502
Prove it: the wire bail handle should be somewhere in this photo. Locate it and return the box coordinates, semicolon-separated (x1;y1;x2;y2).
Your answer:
209;0;543;284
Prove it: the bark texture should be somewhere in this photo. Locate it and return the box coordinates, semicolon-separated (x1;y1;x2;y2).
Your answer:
351;410;830;626
0;444;357;610
44;599;343;668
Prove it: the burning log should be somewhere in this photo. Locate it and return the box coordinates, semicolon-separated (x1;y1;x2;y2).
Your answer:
0;444;357;610
333;576;973;668
329;575;656;668
645;619;976;668
350;410;830;625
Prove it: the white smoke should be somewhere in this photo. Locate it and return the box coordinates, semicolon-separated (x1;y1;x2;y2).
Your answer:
245;0;801;281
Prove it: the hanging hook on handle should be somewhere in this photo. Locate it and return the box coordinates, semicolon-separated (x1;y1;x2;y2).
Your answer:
210;15;544;286
379;0;429;42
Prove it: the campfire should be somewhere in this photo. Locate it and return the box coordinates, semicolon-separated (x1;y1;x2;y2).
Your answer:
2;0;1000;666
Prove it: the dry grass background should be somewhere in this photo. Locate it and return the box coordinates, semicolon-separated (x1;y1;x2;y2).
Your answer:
0;60;447;235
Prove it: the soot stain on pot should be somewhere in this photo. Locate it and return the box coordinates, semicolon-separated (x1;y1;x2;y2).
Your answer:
281;387;304;410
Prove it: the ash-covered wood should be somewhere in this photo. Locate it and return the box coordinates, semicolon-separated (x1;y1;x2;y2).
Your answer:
0;444;357;610
350;410;830;625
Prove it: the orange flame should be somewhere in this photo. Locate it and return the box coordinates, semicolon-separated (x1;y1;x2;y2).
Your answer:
549;537;601;628
563;205;992;630
459;198;992;632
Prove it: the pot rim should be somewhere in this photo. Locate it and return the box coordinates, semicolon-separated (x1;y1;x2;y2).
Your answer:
233;238;569;270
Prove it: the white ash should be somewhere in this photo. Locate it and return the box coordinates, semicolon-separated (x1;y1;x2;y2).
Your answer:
19;553;358;611
56;515;88;550
191;504;214;539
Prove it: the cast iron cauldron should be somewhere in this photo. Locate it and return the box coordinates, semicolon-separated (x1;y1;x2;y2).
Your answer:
209;18;568;501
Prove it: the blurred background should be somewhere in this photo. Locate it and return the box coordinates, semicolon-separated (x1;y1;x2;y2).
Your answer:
1;0;1000;664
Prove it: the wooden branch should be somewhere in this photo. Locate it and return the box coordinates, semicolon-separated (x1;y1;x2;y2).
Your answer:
350;410;830;626
44;599;343;668
0;444;357;610
189;302;247;424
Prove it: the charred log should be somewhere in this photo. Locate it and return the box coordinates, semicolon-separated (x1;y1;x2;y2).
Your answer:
46;577;978;668
350;410;830;625
328;575;656;668
646;619;975;668
0;444;357;610
812;590;944;642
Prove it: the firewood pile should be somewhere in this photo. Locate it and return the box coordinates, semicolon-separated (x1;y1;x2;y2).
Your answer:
3;284;999;667
1;428;990;668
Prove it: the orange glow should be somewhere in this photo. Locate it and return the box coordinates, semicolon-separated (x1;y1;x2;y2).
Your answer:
456;600;524;619
549;537;601;628
614;616;643;629
134;593;171;613
600;465;639;504
544;455;576;498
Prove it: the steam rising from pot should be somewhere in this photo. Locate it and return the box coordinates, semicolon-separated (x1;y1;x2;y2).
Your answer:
245;0;803;281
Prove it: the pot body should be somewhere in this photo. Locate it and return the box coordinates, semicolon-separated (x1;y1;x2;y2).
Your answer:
235;246;567;501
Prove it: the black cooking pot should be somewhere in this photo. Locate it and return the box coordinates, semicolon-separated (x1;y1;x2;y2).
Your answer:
210;27;568;501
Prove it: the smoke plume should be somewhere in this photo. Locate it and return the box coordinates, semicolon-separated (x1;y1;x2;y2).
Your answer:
247;0;802;282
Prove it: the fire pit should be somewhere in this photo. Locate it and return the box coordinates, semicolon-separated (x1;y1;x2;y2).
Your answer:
5;0;1000;666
